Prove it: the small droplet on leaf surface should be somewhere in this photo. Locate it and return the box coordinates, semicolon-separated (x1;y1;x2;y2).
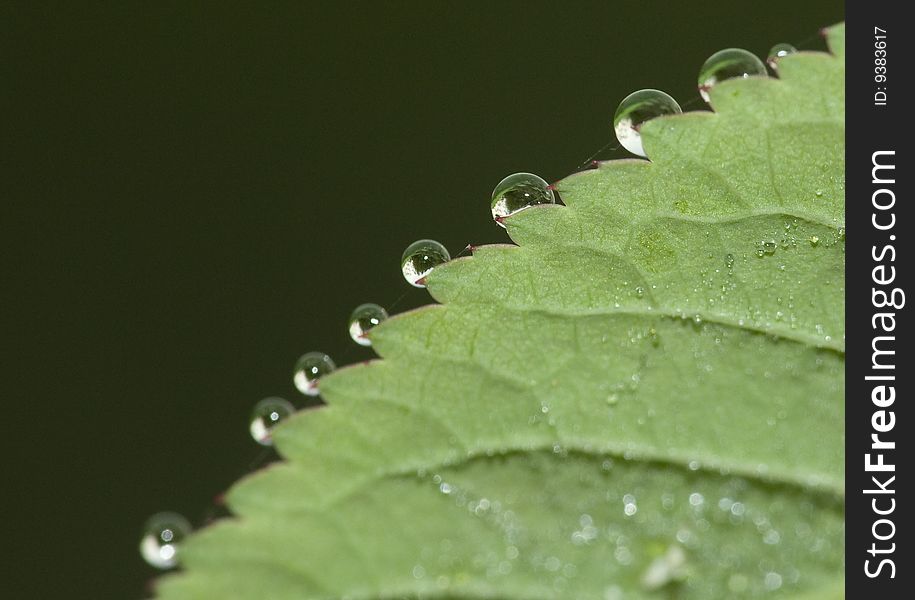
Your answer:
764;571;783;591
139;512;192;569
698;48;767;102
613;89;682;157
348;303;388;346
490;172;555;226
641;545;687;591
767;43;797;66
293;351;336;396
401;239;450;288
756;240;778;257
249;397;294;445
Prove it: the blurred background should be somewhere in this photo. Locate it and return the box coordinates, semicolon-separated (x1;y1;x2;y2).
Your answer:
1;1;841;598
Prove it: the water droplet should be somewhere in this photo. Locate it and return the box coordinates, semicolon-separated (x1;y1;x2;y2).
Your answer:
641;545;686;590
139;512;191;569
809;235;820;247
755;240;777;257
767;43;797;66
764;572;783;591
612;89;682;157
571;513;599;545
698;48;767;102
725;253;735;269
401;239;450;287
293;352;336;396
249;397;294;445
348;303;388;346
490;173;555;226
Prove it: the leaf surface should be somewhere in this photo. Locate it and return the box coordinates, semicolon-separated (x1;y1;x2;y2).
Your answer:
158;23;846;600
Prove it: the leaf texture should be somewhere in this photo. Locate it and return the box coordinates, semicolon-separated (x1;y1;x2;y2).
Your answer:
157;23;846;600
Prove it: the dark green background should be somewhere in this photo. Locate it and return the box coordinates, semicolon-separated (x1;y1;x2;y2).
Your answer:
2;2;841;598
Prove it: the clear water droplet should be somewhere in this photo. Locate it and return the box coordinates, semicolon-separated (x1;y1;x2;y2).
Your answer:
767;43;797;66
764;572;783;591
698;48;767;102
613;89;682;157
490;172;555;226
293;352;335;396
139;512;191;569
755;240;777;257
348;303;388;347
809;235;820;247
401;239;450;287
544;556;562;572
249;397;294;445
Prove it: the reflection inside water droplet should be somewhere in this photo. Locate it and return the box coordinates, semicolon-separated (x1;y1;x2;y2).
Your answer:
490;173;555;226
698;48;767;102
249;397;294;445
401;239;450;288
293;352;336;396
613;89;682;157
767;43;797;66
139;512;192;569
348;303;388;347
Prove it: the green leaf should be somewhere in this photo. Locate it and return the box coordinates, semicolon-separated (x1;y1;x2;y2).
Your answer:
157;23;845;600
